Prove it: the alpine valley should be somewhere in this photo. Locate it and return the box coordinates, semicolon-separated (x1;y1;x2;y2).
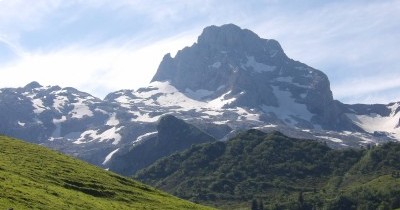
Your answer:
1;24;400;182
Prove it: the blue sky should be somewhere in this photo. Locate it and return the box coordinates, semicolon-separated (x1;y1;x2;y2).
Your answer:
0;0;399;104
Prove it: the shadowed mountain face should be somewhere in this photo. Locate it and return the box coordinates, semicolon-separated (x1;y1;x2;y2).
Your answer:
0;24;399;175
108;115;216;175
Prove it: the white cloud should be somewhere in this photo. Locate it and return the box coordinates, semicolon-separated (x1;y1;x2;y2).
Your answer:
332;75;400;104
0;32;197;98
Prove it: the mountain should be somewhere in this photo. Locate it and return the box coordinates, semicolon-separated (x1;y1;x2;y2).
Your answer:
0;135;211;209
0;24;399;173
152;24;345;130
107;115;216;175
135;129;400;209
0;81;108;143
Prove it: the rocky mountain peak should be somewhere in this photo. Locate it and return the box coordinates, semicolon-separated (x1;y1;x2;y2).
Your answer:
150;24;352;130
157;114;214;143
151;24;288;89
24;81;42;90
197;24;285;58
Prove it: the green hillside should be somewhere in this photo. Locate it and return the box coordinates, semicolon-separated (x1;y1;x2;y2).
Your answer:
136;130;400;209
0;135;212;210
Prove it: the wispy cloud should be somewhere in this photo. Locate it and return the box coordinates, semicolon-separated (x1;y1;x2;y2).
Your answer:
0;0;63;32
333;74;400;104
0;31;197;98
253;1;400;64
250;1;400;103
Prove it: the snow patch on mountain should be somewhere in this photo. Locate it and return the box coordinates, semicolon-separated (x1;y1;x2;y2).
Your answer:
254;124;279;129
106;113;119;126
185;88;214;100
51;116;67;138
53;116;67;124
70;98;93;118
236;107;260;121
202;110;223;116
315;135;343;143
244;56;276;73
346;110;400;140
95;108;108;114
390;103;400;115
341;131;377;144
75;126;123;145
116;97;132;108
130;81;206;110
207;91;236;109
70;104;93;118
132;131;158;146
110;82;250;124
261;86;313;126
74;130;97;144
53;95;68;112
104;127;123;145
214;120;230;125
131;111;159;122
32;98;46;114
129;81;237;112
102;148;120;165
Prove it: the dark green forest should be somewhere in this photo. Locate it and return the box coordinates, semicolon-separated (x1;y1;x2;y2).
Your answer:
136;129;400;209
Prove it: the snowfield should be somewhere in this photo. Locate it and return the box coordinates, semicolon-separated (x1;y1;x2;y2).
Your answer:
346;103;400;140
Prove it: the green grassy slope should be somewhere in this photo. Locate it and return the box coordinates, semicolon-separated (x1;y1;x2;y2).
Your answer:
136;130;400;209
0;135;213;210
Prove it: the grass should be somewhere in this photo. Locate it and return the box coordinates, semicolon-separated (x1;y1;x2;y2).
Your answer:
0;135;213;210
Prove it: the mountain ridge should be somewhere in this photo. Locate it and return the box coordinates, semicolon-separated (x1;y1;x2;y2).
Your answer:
0;23;399;174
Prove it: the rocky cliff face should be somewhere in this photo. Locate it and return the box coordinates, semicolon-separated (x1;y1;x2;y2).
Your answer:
152;24;351;130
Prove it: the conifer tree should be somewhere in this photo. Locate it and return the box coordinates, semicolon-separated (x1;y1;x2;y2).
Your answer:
251;199;258;210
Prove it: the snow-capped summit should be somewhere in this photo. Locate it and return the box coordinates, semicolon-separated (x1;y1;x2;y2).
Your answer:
0;82;109;143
